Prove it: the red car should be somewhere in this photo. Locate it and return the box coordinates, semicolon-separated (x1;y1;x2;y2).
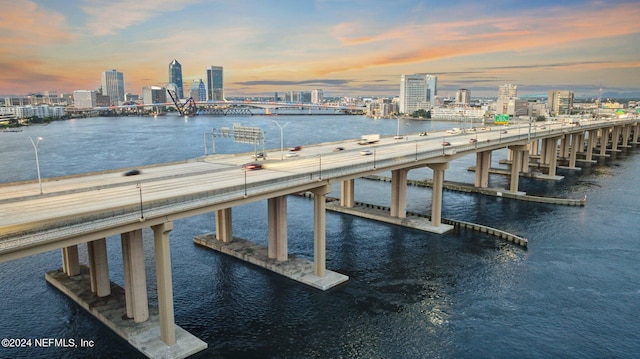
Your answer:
442;141;451;146
288;146;302;151
242;163;263;170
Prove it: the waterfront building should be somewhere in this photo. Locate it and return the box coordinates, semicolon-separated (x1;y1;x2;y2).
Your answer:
206;66;224;101
125;93;139;102
311;89;324;104
100;69;125;106
400;74;435;114
142;86;167;105
431;107;486;120
169;60;183;99
189;80;206;102
455;89;471;105
73;90;97;108
548;90;574;116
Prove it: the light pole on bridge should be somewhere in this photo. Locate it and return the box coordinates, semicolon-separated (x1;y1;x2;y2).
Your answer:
29;136;43;195
273;120;290;160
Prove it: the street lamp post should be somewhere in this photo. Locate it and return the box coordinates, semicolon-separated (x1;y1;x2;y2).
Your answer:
273;120;289;160
29;136;43;194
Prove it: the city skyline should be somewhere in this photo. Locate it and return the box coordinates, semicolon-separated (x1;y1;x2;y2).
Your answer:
1;0;639;98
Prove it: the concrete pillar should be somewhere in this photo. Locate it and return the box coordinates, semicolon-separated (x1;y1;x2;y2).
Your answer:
531;139;539;156
61;245;80;276
547;138;559;177
311;185;331;277
633;124;640;143
87;238;111;297
622;125;631;147
474;151;491;188
215;208;233;243
520;148;530;174
390;169;408;218
568;134;578;168
121;229;149;322
428;163;449;227
152;222;176;346
340;179;355;208
267;196;288;262
611;126;620;151
586;130;597;161
508;145;526;192
559;135;570;159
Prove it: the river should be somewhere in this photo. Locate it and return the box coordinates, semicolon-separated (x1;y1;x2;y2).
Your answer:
0;115;638;358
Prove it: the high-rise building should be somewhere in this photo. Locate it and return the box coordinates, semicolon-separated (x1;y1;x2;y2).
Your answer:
426;75;438;108
311;89;324;104
190;79;206;102
498;84;518;100
206;66;224;101
548;90;574;116
400;74;435;114
455;89;471;105
142;86;167;105
100;69;124;106
169;59;183;99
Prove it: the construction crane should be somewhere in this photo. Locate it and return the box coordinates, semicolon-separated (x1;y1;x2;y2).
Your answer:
167;89;197;116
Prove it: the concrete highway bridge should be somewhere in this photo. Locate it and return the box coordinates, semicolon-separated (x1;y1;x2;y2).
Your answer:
1;116;638;358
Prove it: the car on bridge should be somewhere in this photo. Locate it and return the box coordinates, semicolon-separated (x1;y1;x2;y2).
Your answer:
360;150;372;156
288;146;302;151
242;163;263;170
333;147;344;152
123;169;141;176
442;141;451;146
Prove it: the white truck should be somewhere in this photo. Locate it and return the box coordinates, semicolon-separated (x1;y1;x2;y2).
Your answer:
358;134;380;145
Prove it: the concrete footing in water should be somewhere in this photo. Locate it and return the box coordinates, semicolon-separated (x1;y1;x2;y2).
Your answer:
45;266;207;359
193;234;349;290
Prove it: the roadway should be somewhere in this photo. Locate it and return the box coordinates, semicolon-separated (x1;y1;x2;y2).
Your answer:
0;117;637;260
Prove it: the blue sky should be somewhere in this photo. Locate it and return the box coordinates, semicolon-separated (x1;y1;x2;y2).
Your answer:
1;0;639;98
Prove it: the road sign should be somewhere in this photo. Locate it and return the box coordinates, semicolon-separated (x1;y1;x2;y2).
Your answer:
233;123;264;144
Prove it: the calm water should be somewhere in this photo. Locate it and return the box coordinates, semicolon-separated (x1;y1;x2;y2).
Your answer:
0;115;638;358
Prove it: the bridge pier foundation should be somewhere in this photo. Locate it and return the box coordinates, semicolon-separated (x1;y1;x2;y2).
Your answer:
390;169;408;218
508;145;527;193
268;196;288;261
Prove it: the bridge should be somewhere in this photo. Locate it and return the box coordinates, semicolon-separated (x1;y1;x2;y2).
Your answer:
1;116;638;358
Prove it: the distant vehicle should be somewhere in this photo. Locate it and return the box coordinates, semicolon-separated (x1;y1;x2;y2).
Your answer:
242;163;263;170
288;146;302;151
333;147;344;152
446;128;461;134
418;132;428;136
469;138;477;143
501;130;508;134
251;152;265;159
358;134;380;145
123;169;141;176
442;141;451;146
285;152;299;157
394;135;403;140
360;150;373;155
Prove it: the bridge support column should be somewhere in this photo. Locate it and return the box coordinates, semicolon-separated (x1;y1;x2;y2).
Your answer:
474;151;492;188
611;126;620;152
622;125;631;147
121;229;149;322
312;185;331;277
268;196;288;262
428;163;448;227
633;124;640;143
586;130;598;160
541;138;559;177
568;134;579;168
87;238;111;297
215;208;233;243
559;135;570;159
599;128;610;156
340;179;355;208
508;145;527;192
390;169;408;218
61;245;80;276
152;222;176;346
530;139;540;156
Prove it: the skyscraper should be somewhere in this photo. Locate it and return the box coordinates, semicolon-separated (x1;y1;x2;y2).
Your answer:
190;79;206;102
426;75;438;108
169;59;183;99
400;74;434;114
456;88;471;105
100;69;124;106
206;66;224;101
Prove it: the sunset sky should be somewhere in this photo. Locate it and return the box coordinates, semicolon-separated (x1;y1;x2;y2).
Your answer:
1;0;639;98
